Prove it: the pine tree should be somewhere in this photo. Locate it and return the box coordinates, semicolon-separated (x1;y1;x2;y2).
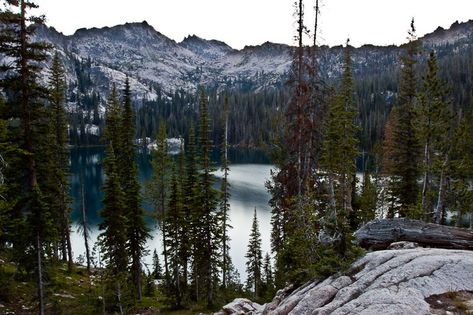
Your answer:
391;19;421;217
0;2;53;313
261;253;275;300
219;92;232;289
450;113;473;227
320;40;358;255
120;77;150;300
184;126;201;300
152;249;163;280
164;162;184;307
358;170;377;225
267;0;321;287
99;87;131;312
146;123;171;286
48;51;73;272
98;144;128;313
418;52;453;222
192;89;220;307
176;140;190;298
245;208;262;299
104;85;122;150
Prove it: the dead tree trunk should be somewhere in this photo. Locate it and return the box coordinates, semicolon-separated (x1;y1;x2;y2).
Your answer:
355;218;473;250
36;232;45;315
434;155;449;223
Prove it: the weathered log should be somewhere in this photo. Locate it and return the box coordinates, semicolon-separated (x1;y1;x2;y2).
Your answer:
354;218;473;250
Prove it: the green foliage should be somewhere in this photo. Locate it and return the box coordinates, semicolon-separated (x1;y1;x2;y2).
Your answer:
245;209;263;298
260;253;275;301
152;249;163;280
358;170;377;225
320;41;358;257
119;77;150;300
449;113;473;226
164;162;185;307
146;122;172;288
417;51;455;222
191;89;221;308
47;51;73;270
0;262;16;302
321;43;358;181
391;20;421;217
98;145;128;275
218;92;232;291
312;245;365;280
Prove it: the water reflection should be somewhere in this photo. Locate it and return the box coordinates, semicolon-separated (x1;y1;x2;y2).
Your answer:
69;147;273;280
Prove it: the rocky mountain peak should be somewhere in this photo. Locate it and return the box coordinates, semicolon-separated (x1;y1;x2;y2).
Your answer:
421;19;473;46
180;34;234;59
18;18;473;102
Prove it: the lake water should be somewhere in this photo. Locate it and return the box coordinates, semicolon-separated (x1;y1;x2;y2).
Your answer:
69;147;273;281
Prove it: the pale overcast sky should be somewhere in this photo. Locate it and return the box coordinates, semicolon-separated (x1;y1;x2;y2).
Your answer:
35;0;473;49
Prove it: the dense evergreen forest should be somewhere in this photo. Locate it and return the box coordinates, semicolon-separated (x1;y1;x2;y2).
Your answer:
0;0;472;314
66;31;473;157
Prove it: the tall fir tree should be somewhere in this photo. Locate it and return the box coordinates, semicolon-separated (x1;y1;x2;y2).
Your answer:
219;92;232;289
176;140;190;298
152;249;163;280
120;77;150;300
267;0;321;287
320;40;358;255
245;208;263;299
99;89;129;313
0;2;54;313
146;123;171;286
358;170;377;225
417;52;453;222
184;125;202;301
450;113;473;227
261;252;275;300
164;162;184;307
391;19;421;217
98;145;128;314
48;51;73;272
192;88;220;307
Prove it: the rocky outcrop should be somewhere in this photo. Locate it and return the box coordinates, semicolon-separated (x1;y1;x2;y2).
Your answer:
220;248;473;314
216;298;263;315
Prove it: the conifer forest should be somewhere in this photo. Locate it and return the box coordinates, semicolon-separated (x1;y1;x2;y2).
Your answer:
1;0;473;314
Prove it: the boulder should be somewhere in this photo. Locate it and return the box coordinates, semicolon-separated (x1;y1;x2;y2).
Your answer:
216;298;263;315
231;248;473;314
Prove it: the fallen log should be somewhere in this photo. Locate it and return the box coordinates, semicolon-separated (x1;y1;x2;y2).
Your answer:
354;218;473;250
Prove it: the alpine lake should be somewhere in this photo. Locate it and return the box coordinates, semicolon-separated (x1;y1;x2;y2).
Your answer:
69;146;273;280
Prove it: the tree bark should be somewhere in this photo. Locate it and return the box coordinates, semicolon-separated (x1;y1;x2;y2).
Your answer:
421;142;430;216
116;281;124;315
36;232;45;315
434;156;448;223
355;218;473;250
66;223;73;273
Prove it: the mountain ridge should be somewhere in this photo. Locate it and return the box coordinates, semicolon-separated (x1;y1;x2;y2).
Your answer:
42;18;473;50
35;18;472;90
27;18;473;108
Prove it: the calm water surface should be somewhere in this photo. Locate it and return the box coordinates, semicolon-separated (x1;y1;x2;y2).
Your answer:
69;147;273;280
